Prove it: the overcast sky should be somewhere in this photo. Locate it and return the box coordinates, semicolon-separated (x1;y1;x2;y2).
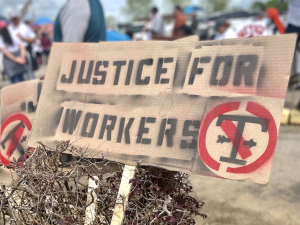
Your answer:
0;0;264;22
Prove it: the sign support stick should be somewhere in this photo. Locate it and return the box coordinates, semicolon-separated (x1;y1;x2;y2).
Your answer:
84;176;99;225
111;165;136;225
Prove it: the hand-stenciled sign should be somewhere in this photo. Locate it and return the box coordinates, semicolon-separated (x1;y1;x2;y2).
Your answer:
0;80;42;184
29;35;296;184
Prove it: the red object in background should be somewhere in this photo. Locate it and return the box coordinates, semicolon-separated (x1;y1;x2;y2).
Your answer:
266;8;285;34
41;36;51;50
0;20;7;29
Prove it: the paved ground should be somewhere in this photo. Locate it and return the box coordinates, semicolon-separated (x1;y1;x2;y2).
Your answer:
193;126;300;225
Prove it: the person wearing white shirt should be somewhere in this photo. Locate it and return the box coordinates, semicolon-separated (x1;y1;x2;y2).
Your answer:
151;7;164;35
214;21;231;40
146;7;164;40
8;11;37;80
0;26;26;83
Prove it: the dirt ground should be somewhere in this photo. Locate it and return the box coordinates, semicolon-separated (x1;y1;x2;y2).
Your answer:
192;126;300;225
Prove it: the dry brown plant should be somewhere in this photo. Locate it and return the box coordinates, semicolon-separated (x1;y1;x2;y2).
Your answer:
0;141;206;225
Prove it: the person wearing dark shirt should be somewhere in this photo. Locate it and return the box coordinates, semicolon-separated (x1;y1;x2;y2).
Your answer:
54;0;106;42
41;33;51;64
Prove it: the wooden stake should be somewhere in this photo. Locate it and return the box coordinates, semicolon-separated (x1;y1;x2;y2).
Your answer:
84;176;99;225
111;165;136;225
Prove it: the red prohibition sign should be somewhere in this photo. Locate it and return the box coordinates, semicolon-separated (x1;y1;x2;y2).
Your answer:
198;102;277;174
0;114;32;165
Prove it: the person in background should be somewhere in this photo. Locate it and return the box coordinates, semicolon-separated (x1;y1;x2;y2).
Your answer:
54;0;106;42
0;20;7;81
177;25;194;37
8;11;37;80
0;25;26;83
214;21;231;40
191;15;198;34
146;7;164;40
280;0;300;101
280;0;300;47
41;33;51;64
33;32;43;65
173;6;186;37
125;27;133;40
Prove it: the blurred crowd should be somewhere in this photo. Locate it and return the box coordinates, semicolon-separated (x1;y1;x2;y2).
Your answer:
0;11;52;84
140;1;300;45
145;6;194;40
0;0;300;85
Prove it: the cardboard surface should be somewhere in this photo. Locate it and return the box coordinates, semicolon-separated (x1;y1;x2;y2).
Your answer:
29;35;296;184
0;80;43;184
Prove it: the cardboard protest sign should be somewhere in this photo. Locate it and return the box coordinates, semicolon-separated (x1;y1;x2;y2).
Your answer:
29;34;296;184
0;80;42;184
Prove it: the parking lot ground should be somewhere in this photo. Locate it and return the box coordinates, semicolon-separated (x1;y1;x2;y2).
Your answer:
193;126;300;225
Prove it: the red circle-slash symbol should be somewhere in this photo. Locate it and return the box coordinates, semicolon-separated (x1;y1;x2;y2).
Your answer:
198;102;277;174
0;114;32;165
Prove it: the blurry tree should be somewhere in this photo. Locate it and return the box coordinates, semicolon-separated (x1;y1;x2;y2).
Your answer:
164;0;192;11
106;15;116;28
201;0;231;13
122;0;153;21
252;0;288;11
252;2;267;10
231;6;243;11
